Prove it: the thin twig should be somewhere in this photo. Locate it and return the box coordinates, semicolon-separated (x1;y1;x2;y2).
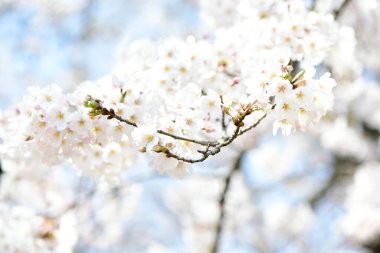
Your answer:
109;111;137;127
211;153;243;253
238;105;276;136
85;96;218;147
223;70;239;78
157;129;218;147
161;117;244;163
220;96;227;132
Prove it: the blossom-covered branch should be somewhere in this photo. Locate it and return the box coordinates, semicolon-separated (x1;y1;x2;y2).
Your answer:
0;0;337;178
83;95;266;164
83;95;220;147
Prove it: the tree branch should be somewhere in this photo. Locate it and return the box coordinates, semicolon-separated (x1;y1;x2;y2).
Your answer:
84;95;271;164
157;129;218;147
310;0;352;18
238;105;275;136
308;155;359;208
211;153;243;253
161;113;244;163
84;95;218;147
333;0;352;19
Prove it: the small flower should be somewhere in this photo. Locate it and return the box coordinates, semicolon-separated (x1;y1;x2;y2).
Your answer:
132;125;160;151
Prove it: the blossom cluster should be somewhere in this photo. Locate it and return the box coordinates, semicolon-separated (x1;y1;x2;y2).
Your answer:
0;0;338;177
0;159;142;253
0;203;77;253
0;84;137;182
198;0;338;64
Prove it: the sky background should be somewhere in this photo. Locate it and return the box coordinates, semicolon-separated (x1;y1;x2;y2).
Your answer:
0;0;200;107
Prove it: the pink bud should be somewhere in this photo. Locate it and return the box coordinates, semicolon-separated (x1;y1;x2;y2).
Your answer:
231;77;240;86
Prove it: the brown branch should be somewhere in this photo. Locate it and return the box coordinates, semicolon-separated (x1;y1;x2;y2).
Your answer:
211;153;243;253
106;109;137;127
238;114;266;136
84;95;218;147
310;0;352;18
162;105;271;163
84;95;270;164
157;130;219;147
161;115;245;163
238;105;275;136
308;155;359;208
333;0;352;19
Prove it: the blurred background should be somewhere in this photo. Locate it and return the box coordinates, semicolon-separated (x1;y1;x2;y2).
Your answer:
0;0;200;107
0;0;380;253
